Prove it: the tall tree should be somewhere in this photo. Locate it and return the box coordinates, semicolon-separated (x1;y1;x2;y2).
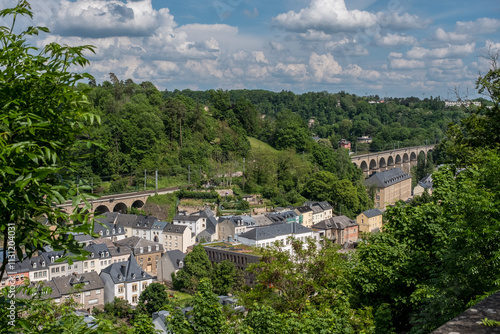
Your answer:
0;1;98;280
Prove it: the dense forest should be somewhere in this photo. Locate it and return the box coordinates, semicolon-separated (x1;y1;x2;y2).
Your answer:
78;77;471;216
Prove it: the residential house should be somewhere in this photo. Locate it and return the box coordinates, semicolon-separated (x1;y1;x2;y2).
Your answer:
2;256;30;286
196;215;219;242
27;255;49;283
41;251;71;280
304;201;334;224
413;174;433;197
365;168;412;209
266;211;300;225
52;272;105;312
357;208;383;234
294;206;314;227
100;255;153;306
94;212;127;241
151;221;169;245
251;214;274;227
114;236;164;275
338;139;351;150
152;310;172;334
157;250;185;283
218;216;256;242
162;224;194;253
82;243;112;275
312;215;359;245
237;223;314;251
129;215;159;240
172;209;215;236
92;238;133;265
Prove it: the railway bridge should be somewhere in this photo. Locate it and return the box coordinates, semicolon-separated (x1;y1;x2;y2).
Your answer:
351;145;435;177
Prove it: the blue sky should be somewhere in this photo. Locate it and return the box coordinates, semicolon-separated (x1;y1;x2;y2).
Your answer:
2;0;499;98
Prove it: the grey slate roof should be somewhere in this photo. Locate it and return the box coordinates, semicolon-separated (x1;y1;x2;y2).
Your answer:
164;250;185;270
94;213;127;237
100;255;152;284
52;272;104;295
16;280;61;300
295;206;313;214
304;201;333;211
252;214;274;227
361;208;383;218
418;174;433;189
84;243;111;260
114;236;164;254
238;222;312;241
93;239;133;257
312;215;357;230
365;168;411;188
163;224;189;234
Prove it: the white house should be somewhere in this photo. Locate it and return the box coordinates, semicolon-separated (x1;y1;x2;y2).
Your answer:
237;222;314;252
100;255;153;306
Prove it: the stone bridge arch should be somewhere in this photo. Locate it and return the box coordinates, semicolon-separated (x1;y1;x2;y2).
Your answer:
113;202;128;213
369;159;377;171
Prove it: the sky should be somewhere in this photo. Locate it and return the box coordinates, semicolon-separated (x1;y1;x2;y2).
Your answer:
2;0;500;98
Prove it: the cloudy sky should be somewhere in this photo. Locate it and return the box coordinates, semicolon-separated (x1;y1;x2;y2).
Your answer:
2;0;500;98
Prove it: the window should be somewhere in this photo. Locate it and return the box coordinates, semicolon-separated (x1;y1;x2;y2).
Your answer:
147;257;152;262
132;284;138;292
132;296;138;303
175;243;178;247
96;290;101;295
84;262;88;268
142;282;148;290
175;236;178;241
118;285;124;293
140;258;143;264
155;255;159;261
91;261;95;268
34;272;38;278
85;291;91;296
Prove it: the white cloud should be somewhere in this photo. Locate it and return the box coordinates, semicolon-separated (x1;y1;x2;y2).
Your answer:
252;51;268;64
431;59;463;70
377;33;417;46
272;63;308;78
435;28;468;42
308;52;342;83
53;0;172;38
457;18;500;34
273;0;378;33
389;58;425;69
185;59;223;79
273;0;428;34
407;43;476;59
269;41;286;52
388;52;403;58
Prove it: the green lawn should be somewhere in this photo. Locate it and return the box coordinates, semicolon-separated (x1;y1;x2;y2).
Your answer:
247;136;278;154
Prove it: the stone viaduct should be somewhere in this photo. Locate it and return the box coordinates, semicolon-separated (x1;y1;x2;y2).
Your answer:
58;186;179;215
351;145;435;177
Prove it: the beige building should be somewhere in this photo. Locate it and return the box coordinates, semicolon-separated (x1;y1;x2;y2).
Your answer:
114;237;164;275
162;224;195;253
294;206;314;227
365;168;412;209
357;208;383;234
304;201;333;224
413;174;433;197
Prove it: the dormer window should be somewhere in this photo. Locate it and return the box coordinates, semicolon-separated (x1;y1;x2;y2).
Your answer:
148;246;151;252
90;253;94;258
51;256;54;263
41;261;46;266
106;230;109;235
118;228;122;233
113;228;116;234
131;273;136;279
117;274;122;280
141;272;146;277
33;263;37;269
155;245;159;251
106;251;109;257
140;247;143;254
99;231;103;236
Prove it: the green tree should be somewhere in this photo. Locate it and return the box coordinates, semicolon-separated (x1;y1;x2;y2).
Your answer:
0;0;98;280
211;260;242;295
138;282;169;315
173;244;212;293
131;313;160;334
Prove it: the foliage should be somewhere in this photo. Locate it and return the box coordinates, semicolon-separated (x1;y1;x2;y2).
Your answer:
138;283;169;315
173;244;212;293
176;189;219;200
0;1;99;280
0;286;117;333
130;313;160;334
211;260;243;295
167;279;226;334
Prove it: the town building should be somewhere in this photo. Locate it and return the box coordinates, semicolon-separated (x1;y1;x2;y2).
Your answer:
157;250;185;283
357;208;383;234
237;223;314;251
172;208;215;236
114;237;164;275
413;174;433;197
365;168;412;209
294;206;314;227
218;216;256;241
162;224;194;253
312;215;359;245
100;255;153;306
52;272;105;312
304;201;334;224
338;139;351;150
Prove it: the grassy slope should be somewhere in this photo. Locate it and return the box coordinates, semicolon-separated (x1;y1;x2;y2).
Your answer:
247;136;278;154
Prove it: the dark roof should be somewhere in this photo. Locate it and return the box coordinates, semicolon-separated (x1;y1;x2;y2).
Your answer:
365;168;411;188
16;280;61;300
94;214;127;237
312;216;357;230
163;224;189;234
100;255;152;284
418;174;433;189
304;201;333;212
163;250;185;271
361;208;383;218
295;206;313;214
52;272;104;295
218;216;256;227
84;243;111;260
114;236;163;253
238;223;312;241
93;239;133;257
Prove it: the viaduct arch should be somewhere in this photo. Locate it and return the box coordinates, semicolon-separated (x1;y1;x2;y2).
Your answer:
351;145;434;177
58;186;179;215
